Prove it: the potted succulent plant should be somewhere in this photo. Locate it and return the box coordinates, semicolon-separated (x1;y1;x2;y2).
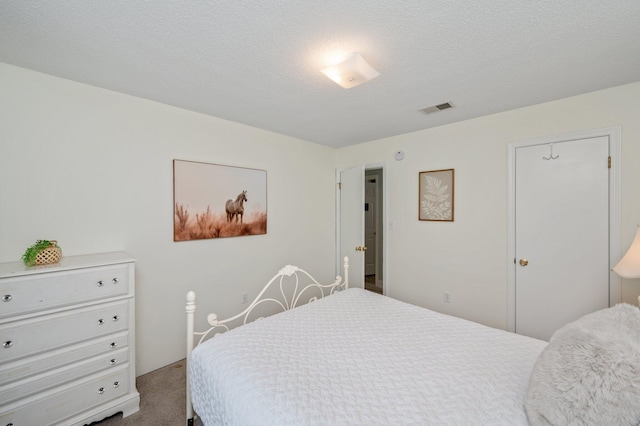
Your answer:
21;240;62;266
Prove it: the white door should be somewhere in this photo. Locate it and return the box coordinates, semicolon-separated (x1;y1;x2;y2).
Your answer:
514;136;610;340
364;177;376;275
339;166;364;288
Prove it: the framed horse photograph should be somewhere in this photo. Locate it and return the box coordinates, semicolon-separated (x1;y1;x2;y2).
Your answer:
173;159;267;241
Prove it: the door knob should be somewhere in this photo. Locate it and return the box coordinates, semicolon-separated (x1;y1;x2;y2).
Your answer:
519;258;529;266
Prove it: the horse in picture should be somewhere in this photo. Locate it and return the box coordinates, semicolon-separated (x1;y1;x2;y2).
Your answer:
226;190;248;224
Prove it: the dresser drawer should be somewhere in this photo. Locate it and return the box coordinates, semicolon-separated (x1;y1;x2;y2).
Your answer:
0;264;130;319
0;365;131;426
0;331;128;386
0;332;128;386
0;301;129;363
0;347;129;404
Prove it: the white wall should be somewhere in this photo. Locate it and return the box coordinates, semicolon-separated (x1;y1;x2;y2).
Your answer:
336;82;640;330
3;62;639;374
0;64;337;375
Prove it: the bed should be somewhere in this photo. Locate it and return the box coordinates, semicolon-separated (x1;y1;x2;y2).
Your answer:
185;257;640;426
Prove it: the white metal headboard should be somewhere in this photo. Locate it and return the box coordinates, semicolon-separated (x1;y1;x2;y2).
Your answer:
185;256;349;426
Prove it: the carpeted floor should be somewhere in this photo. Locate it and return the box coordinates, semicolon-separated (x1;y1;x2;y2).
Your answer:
92;359;186;426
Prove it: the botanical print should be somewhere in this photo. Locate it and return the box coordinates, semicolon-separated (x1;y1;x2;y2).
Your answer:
173;160;267;240
419;169;454;221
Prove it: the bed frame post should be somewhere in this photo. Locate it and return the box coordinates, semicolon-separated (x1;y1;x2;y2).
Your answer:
186;291;196;426
343;256;349;289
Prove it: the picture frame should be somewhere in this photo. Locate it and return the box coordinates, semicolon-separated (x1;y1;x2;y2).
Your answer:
173;159;267;241
419;169;454;222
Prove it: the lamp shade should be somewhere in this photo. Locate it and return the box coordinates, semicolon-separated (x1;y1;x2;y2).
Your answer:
321;53;380;89
612;225;640;278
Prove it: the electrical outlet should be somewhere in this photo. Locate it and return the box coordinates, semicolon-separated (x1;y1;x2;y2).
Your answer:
444;292;451;303
242;292;248;304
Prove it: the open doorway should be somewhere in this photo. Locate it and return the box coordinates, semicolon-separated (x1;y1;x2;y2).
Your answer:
337;164;385;292
364;168;383;294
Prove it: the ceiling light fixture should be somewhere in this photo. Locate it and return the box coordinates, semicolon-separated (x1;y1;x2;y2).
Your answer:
320;53;380;89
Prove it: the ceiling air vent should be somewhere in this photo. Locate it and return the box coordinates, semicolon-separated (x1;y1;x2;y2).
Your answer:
419;102;455;114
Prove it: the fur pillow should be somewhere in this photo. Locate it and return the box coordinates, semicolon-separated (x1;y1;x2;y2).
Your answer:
525;303;640;426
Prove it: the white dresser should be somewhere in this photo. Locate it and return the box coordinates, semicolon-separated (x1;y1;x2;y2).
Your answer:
0;252;139;425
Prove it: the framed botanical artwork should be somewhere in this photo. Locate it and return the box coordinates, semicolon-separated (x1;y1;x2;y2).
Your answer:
419;169;454;222
173;159;267;241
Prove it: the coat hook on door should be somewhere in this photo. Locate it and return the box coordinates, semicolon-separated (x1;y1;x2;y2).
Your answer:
542;143;559;160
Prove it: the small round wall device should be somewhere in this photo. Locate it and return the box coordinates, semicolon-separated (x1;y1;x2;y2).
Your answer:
394;150;405;161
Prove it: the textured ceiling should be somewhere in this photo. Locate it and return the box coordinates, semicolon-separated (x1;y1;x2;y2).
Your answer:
1;1;639;147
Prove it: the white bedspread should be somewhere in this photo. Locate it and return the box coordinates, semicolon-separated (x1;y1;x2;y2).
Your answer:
189;288;546;425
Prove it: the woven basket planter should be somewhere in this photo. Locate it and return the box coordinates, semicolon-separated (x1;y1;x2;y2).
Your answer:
35;244;62;265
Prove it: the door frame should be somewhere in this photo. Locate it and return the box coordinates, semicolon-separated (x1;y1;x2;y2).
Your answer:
506;126;621;332
335;163;387;294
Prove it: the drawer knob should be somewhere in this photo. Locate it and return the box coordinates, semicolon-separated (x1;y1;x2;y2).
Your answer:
110;342;117;349
2;295;11;302
110;358;117;365
112;315;119;322
97;280;104;287
3;341;13;349
113;381;120;388
112;278;119;284
97;319;105;325
98;387;105;394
